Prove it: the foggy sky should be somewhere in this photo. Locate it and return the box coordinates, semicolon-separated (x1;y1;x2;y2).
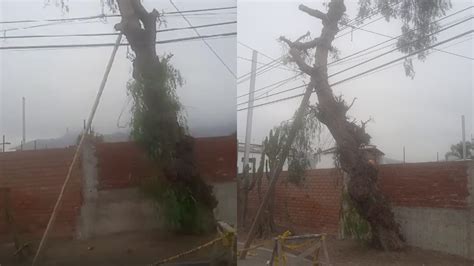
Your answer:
237;0;473;163
0;0;237;148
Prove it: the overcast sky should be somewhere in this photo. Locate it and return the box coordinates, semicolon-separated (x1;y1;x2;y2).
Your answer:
237;0;473;163
0;0;236;148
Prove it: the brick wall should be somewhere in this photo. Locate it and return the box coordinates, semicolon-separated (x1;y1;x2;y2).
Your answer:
245;169;343;234
0;136;238;240
96;136;237;189
193;135;237;183
245;161;471;234
95;142;155;190
378;161;469;209
0;148;82;240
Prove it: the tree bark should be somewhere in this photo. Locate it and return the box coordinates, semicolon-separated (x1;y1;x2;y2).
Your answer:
288;0;404;250
115;0;217;219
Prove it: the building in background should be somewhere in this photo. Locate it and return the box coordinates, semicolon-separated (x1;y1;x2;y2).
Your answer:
238;142;401;173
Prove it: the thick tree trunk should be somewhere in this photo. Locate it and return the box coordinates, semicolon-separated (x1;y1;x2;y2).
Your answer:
314;78;404;249
246;0;404;252
115;0;217;217
297;0;404;250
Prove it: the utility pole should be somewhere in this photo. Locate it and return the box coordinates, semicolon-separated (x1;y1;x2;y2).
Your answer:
461;115;466;160
2;135;11;152
243;50;258;172
22;97;26;145
403;146;406;163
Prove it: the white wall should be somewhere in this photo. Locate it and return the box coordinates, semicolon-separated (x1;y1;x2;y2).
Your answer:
237;151;336;173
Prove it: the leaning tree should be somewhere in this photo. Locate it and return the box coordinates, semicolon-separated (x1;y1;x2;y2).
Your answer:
47;0;217;233
241;0;453;256
113;0;218;233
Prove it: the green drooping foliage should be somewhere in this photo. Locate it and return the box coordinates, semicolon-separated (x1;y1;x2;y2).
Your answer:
128;54;217;234
142;177;215;234
263;108;321;185
356;0;452;77
341;190;372;243
128;54;187;163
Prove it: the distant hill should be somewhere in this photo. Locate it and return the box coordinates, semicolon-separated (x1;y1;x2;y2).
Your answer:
14;131;131;151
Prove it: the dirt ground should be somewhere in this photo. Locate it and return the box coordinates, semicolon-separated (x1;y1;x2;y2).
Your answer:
0;230;224;266
237;233;474;266
2;231;473;265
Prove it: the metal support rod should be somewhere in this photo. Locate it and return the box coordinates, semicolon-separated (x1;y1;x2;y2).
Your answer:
240;82;314;259
462;115;466;160
403;146;406;163
22;97;25;145
31;33;123;265
243;50;258;172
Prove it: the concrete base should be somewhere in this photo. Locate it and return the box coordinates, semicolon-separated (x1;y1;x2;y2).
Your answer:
213;182;237;226
394;206;471;259
77;184;237;239
92;188;161;236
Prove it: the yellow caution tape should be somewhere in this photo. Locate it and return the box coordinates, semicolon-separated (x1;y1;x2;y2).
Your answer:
150;230;236;266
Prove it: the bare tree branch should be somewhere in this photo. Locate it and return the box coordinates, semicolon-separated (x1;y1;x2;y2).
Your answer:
299;4;328;22
289;48;315;75
347;97;357;111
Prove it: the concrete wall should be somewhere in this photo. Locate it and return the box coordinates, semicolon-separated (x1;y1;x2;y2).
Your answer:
213;182;237;226
76;140;160;238
468;161;474;259
245;161;473;260
76;140;237;238
91;188;160;236
394;207;470;258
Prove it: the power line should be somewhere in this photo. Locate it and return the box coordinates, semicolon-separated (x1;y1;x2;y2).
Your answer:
0;32;236;50
238;41;295;72
239;14;473;107
240;32;474;109
169;0;236;78
238;41;279;62
163;6;236;15
337;0;401;36
238;83;305;106
237;73;301;99
350;22;474;61
237;29;474;112
237;56;294;73
0;21;236;39
0;6;236;24
328;16;473;78
236;2;409;80
237;59;285;84
2;19;97;33
329;6;473;67
238;57;281;80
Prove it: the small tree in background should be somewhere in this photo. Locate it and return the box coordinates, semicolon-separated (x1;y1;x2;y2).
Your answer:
240;109;321;238
445;141;473;160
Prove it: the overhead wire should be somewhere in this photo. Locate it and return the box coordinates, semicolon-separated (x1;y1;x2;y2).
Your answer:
0;6;236;24
237;29;474;111
0;32;236;50
237;6;474;108
169;0;236;78
0;21;236;39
